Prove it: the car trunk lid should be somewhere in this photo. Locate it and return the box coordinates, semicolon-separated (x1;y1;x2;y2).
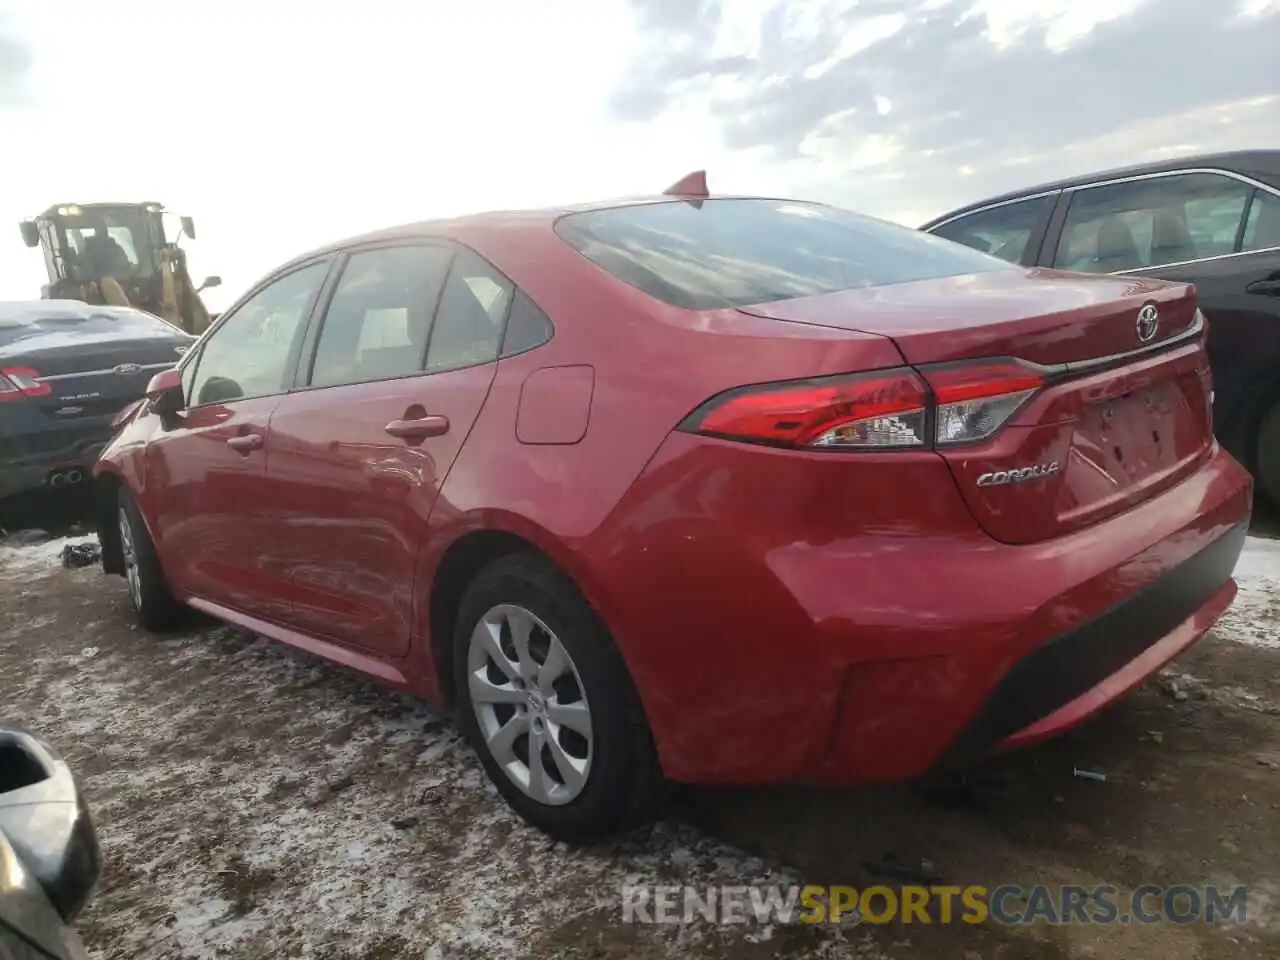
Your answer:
737;269;1214;544
2;332;189;423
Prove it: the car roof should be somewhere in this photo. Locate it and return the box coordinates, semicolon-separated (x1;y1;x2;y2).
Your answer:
270;194;781;275
922;149;1280;227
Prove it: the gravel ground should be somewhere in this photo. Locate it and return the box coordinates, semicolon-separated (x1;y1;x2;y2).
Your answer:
0;525;1278;960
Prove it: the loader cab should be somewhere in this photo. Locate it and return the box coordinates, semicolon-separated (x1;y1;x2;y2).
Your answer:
20;202;177;292
21;202;217;334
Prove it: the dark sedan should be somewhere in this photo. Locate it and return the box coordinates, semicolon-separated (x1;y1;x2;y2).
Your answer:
921;150;1280;504
0;301;194;501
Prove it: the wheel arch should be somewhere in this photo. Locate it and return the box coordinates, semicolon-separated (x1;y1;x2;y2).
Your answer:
421;511;626;712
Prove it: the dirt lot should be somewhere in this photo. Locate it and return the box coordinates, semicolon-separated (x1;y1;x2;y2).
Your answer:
1;517;1278;959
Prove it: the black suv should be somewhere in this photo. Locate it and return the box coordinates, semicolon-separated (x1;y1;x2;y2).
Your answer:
921;150;1280;504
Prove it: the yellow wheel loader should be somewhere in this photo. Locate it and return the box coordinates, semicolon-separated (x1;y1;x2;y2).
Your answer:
19;202;222;335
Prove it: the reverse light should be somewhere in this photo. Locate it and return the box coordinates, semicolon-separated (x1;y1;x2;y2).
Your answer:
678;369;929;449
0;366;50;402
922;361;1043;446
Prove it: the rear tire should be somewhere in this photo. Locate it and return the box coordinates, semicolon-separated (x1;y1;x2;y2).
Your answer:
1257;399;1280;508
453;553;663;843
116;491;184;632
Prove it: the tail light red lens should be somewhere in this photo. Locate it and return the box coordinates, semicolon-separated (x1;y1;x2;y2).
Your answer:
921;361;1044;446
678;369;929;450
0;366;50;402
680;360;1046;451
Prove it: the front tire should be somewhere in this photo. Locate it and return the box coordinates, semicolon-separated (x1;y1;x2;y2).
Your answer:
1257;399;1280;508
116;492;183;632
453;554;662;843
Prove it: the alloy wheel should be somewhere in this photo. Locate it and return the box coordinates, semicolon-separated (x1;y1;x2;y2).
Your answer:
117;506;142;611
466;603;594;806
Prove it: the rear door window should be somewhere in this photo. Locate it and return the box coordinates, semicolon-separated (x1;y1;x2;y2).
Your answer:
1052;172;1254;274
307;245;453;388
930;195;1056;264
555;198;1013;311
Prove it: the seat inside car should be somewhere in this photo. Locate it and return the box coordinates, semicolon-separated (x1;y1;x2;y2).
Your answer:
1092;216;1144;272
1150;207;1197;264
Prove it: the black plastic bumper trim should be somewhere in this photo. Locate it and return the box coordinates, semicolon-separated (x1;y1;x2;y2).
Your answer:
935;518;1249;770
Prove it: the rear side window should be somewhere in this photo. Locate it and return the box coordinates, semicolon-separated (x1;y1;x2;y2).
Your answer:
930;195;1055;264
501;289;554;357
1243;189;1280;252
0;305;183;349
554;198;1014;310
425;250;513;373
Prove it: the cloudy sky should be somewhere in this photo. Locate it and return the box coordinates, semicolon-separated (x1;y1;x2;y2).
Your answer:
0;0;1277;310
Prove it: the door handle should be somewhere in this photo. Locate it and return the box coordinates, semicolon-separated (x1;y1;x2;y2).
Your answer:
1246;279;1280;296
226;434;264;451
384;415;449;439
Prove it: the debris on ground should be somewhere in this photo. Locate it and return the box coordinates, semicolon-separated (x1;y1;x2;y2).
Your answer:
1072;767;1107;782
61;541;101;568
859;853;944;885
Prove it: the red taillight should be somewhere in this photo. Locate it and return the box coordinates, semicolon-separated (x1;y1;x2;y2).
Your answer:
921;361;1044;446
678;369;929;449
0;366;50;402
680;360;1046;451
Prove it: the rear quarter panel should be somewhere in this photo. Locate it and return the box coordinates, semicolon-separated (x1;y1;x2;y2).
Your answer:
419;225;907;685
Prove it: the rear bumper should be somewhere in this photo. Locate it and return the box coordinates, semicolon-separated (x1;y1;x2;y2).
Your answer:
600;435;1252;786
810;450;1251;785
0;427;111;500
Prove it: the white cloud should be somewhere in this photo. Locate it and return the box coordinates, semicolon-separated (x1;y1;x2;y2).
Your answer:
962;0;1154;52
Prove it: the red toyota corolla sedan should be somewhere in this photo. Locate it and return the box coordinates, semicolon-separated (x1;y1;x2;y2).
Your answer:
93;178;1252;842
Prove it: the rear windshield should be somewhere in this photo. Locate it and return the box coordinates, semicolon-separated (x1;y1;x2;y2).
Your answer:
0;305;183;348
555;198;1016;310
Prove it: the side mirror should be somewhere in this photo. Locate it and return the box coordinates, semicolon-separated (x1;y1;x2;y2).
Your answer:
19;220;40;248
145;367;184;416
180;216;196;240
196;275;222;293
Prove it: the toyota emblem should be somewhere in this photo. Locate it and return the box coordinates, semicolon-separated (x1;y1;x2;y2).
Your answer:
111;363;142;376
1136;303;1160;344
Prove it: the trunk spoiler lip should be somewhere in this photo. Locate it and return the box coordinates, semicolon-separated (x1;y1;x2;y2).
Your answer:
1005;307;1206;380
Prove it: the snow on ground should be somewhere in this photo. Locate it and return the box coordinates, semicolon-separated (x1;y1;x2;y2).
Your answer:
1218;535;1280;649
0;528;1276;958
0;544;853;959
0;532;97;580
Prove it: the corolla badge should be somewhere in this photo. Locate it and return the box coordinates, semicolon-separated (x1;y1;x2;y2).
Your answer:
976;462;1061;487
112;362;142;375
1136;302;1160;344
